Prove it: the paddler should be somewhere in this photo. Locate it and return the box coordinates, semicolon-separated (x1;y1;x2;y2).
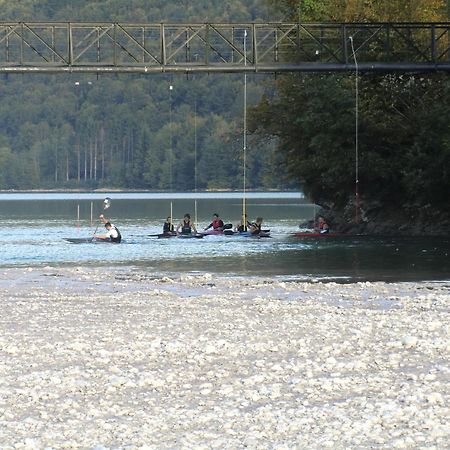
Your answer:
316;216;330;234
163;216;175;235
235;214;252;232
176;213;197;236
204;213;225;231
249;217;264;235
95;214;122;243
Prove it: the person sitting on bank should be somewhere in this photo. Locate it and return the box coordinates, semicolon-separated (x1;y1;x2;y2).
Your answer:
163;216;174;235
249;217;263;235
204;213;224;231
235;214;252;232
176;213;197;235
95;214;122;243
316;215;330;234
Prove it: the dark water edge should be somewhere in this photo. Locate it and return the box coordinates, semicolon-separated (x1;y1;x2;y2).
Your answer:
137;235;448;283
8;235;448;284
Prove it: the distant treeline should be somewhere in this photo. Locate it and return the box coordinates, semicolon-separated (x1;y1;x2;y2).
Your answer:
0;0;292;191
0;73;290;190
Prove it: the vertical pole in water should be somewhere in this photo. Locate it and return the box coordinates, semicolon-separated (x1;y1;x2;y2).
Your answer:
170;201;173;231
194;200;198;226
90;201;93;227
242;29;248;225
77;204;80;233
349;36;360;224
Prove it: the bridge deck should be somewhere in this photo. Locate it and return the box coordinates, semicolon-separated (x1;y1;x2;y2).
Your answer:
0;22;449;73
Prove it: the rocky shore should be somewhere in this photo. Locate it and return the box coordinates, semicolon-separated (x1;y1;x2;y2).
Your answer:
0;267;449;448
316;200;450;236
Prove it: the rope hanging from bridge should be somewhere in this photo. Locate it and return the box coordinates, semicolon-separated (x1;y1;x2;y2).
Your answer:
242;29;248;225
349;36;360;225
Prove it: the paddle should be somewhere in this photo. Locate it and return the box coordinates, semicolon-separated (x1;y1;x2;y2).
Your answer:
91;197;112;242
91;225;99;242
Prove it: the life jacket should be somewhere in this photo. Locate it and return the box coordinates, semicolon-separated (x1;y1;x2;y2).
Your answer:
212;219;224;229
181;220;192;234
238;220;252;232
163;222;174;233
110;225;122;243
251;222;262;235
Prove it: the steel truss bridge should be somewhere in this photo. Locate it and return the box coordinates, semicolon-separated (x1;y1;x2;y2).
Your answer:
0;22;449;74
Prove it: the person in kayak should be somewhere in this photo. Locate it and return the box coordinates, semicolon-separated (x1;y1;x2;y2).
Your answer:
204;213;224;231
249;217;263;235
95;214;122;243
163;216;175;235
316;216;330;234
235;214;252;232
176;213;197;235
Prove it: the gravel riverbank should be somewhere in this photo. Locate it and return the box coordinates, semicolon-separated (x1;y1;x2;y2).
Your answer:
0;267;449;449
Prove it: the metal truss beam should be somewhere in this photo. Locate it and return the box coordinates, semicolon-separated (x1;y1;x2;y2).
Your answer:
0;22;449;74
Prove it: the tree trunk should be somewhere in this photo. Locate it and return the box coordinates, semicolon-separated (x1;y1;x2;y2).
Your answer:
54;141;58;183
94;134;98;181
89;140;93;180
77;141;81;184
100;126;105;181
84;140;87;181
66;151;69;182
122;136;127;164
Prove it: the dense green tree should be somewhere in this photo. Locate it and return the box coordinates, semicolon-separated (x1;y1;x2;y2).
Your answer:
267;0;447;22
0;0;277;22
251;73;450;207
250;0;450;231
250;74;354;204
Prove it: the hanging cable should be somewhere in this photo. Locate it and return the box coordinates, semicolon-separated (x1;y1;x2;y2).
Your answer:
243;29;248;225
194;91;198;225
169;83;173;192
349;36;360;225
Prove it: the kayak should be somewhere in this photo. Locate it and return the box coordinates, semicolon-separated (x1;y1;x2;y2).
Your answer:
178;233;204;239
64;237;121;244
149;233;204;239
200;229;224;236
224;230;271;238
293;232;342;238
200;224;233;236
153;232;176;239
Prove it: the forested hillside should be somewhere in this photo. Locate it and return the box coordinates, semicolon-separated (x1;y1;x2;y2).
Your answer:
0;0;287;190
251;0;450;234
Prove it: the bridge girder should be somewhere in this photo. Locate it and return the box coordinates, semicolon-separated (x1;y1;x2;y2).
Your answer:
0;22;449;74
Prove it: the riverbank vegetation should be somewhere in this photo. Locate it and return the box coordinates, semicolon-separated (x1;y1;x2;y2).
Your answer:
250;0;450;233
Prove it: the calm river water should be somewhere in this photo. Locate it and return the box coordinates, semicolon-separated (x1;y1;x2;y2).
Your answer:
0;192;449;282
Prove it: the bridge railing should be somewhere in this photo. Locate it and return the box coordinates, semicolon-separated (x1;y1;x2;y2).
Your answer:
0;22;449;73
